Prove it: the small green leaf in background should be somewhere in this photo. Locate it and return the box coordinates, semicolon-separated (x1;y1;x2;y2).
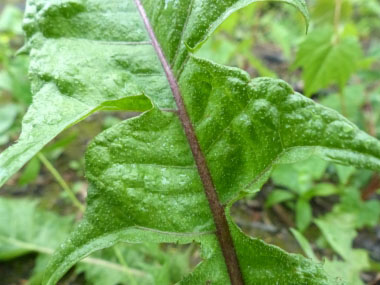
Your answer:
272;156;328;194
334;187;380;228
296;198;313;231
290;228;317;260
0;104;18;134
2;56;33;106
291;225;371;285
319;85;365;125
315;211;372;285
75;244;192;285
312;0;352;24
315;212;357;260
324;250;370;285
0;104;19;146
0;197;191;285
0;5;23;34
334;164;356;185
18;156;41;186
293;27;362;96
265;189;296;208
0;197;73;261
304;183;339;200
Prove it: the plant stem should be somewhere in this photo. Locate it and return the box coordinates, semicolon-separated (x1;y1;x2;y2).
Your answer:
369;260;380;272
135;1;244;284
38;153;132;272
339;87;347;117
334;0;342;39
334;0;347;117
37;153;85;212
112;244;129;268
363;91;377;137
0;235;147;277
361;174;380;201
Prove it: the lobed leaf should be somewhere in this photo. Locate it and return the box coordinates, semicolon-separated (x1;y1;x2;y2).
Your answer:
44;57;380;284
293;27;362;96
44;107;332;284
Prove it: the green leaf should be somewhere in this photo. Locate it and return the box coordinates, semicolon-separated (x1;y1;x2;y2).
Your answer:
272;156;328;194
291;224;369;285
0;5;23;34
45;103;337;284
5;0;380;284
334;187;380;228
0;2;156;186
75;243;191;285
290;228;317;261
319;85;365;126
323;250;370;285
303;183;339;200
312;0;352;24
0;197;73;260
0;104;18;135
0;55;32;105
315;213;357;260
295;198;312;231
334;164;356;185
265;189;296;208
293;27;362;96
0;0;309;188
315;210;372;285
18;156;41;185
44;64;380;283
0;198;73;284
74;246;150;285
0;197;185;284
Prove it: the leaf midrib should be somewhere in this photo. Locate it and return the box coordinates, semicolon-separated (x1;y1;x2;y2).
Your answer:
134;1;244;284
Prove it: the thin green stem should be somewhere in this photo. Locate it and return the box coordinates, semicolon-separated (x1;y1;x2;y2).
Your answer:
369;261;380;272
112;244;129;268
0;235;147;277
363;91;377;137
38;153;132;273
37;153;85;212
334;0;347;116
339;87;347;117
334;0;342;42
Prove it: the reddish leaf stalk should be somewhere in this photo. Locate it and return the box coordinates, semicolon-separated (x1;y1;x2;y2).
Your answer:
361;174;380;201
134;1;244;284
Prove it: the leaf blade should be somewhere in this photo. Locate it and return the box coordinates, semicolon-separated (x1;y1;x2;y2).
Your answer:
44;47;380;285
293;28;362;96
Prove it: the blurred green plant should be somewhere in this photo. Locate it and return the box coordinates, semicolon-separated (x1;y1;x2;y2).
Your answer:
266;156;337;231
293;26;363;100
0;197;192;285
291;188;380;285
260;3;380;281
196;2;279;78
0;5;32;146
291;224;372;285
